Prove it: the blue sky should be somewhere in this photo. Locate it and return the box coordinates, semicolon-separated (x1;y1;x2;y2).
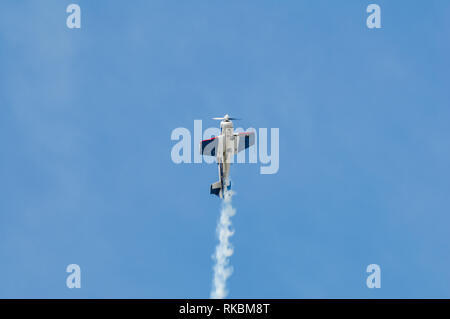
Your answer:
1;0;450;298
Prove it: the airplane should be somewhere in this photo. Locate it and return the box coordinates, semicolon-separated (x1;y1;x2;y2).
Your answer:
199;114;255;198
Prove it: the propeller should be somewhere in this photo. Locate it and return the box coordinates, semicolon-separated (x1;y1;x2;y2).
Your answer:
212;114;240;121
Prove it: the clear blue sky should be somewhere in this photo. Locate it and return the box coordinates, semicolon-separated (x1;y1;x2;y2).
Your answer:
1;0;450;298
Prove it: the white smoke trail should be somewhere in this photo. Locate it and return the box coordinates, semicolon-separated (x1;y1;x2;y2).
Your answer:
210;189;236;299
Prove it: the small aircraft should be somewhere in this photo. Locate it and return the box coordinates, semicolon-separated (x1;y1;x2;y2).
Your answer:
199;114;255;198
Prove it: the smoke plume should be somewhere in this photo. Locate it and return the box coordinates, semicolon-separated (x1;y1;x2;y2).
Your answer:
210;189;236;299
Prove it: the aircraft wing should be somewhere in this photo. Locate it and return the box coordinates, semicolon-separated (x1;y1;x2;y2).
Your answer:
200;137;218;156
235;132;255;153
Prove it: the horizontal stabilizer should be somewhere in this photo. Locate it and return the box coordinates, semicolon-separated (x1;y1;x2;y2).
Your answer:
210;181;222;197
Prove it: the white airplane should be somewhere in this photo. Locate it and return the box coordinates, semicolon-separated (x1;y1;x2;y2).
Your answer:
199;114;255;198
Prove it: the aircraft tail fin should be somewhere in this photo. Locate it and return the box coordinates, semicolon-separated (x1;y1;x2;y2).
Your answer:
210;180;232;198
